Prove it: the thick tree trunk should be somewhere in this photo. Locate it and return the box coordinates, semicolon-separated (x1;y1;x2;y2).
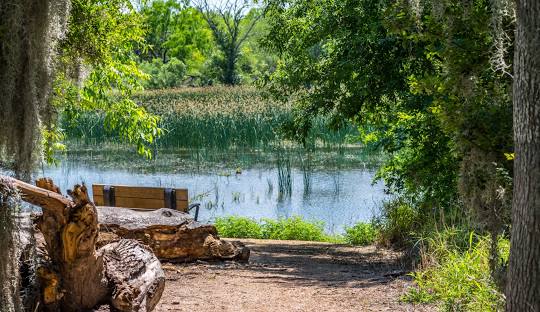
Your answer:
506;0;540;310
3;177;165;311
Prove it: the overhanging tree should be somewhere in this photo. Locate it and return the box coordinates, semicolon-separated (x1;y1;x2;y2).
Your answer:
0;0;163;310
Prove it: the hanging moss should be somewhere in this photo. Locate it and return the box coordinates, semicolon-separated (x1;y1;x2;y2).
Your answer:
0;1;70;310
0;178;22;312
0;0;70;179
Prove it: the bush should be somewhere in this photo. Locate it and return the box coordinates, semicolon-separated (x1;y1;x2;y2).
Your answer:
344;222;378;246
214;216;386;245
214;216;347;243
261;217;326;241
140;57;186;89
214;216;263;239
375;199;420;247
403;230;509;311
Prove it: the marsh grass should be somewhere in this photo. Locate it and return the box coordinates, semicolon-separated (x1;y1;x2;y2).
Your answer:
62;86;360;150
214;216;334;242
276;151;292;198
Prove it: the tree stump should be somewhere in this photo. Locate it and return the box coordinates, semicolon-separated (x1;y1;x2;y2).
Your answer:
2;176;165;311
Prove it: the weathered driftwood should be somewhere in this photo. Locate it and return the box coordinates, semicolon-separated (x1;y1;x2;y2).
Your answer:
3;176;165;312
97;207;250;263
100;240;164;311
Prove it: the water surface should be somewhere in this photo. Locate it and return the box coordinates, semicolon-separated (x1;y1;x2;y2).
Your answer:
43;147;386;234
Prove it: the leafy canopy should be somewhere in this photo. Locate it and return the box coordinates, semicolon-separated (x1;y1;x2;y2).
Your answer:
55;0;163;159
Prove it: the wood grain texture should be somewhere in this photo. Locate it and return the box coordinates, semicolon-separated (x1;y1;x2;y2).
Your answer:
97;207;250;263
101;239;165;312
1;176;166;311
92;185;189;212
92;184;188;200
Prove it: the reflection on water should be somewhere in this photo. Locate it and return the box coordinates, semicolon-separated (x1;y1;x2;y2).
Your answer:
42;147;387;234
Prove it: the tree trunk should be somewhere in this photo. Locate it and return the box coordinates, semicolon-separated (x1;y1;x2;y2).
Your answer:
2;177;165;311
223;48;238;85
506;0;540;310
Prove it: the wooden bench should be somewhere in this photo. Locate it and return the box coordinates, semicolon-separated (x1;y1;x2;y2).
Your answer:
92;184;200;220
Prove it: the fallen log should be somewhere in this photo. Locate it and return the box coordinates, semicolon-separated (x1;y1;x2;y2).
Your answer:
97;207;250;263
2;176;165;312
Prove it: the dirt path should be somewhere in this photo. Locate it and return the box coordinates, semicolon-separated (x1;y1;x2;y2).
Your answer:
156;239;433;312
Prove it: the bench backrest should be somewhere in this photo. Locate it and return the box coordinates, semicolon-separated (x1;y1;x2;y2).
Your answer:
92;184;189;212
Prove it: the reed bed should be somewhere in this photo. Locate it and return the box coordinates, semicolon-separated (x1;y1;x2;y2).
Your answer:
63;86;359;150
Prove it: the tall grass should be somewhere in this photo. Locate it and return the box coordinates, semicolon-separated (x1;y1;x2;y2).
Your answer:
375;198;508;311
403;229;509;311
276;151;292;198
63;86;360;150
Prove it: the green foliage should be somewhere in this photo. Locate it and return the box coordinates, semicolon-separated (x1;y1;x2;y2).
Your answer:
261;217;326;241
137;0;274;86
196;1;267;85
374;200;422;247
344;222;377;246
214;216;263;238
372;108;459;211
263;0;413;127
139;57;187;89
263;0;459;213
214;216;378;244
56;0;163;158
139;0;213;71
403;230;509;311
42;125;67;166
237;14;278;84
166;7;214;72
387;0;514;235
262;8;514;300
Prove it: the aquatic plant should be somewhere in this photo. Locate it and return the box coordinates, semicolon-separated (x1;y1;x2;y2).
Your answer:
62;86;360;150
276;151;292;198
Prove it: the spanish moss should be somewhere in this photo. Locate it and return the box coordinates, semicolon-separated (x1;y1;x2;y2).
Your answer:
0;1;70;310
0;0;70;179
0;178;21;312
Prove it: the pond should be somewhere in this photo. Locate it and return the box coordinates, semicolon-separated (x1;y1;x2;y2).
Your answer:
42;146;387;234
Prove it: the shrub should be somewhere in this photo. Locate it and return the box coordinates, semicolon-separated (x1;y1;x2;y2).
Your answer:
403;230;509;311
214;216;262;239
261;217;326;241
214;216;345;243
375;199;420;247
140;57;186;89
344;222;378;246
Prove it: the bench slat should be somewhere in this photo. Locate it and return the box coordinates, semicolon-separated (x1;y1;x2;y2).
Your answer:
92;184;190;212
92;184;188;201
94;195;188;211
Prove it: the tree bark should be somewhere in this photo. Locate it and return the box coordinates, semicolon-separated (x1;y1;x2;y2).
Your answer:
3;176;165;311
97;207;250;262
506;0;540;310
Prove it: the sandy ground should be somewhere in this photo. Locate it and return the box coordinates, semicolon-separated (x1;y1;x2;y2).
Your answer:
155;239;434;312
